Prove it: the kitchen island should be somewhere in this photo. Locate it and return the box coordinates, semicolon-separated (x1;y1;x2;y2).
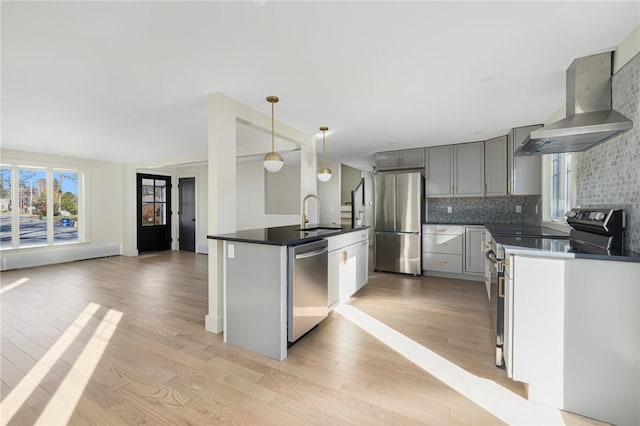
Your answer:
208;224;369;361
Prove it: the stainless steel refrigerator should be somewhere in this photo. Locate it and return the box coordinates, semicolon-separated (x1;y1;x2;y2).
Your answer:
374;171;423;275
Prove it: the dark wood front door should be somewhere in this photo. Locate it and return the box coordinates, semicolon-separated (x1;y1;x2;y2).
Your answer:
137;173;171;253
179;177;196;252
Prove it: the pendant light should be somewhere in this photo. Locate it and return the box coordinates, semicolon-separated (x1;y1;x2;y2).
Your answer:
317;126;332;182
263;96;284;173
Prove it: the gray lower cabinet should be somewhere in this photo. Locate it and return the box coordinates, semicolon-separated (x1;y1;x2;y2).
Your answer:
464;226;485;275
422;224;463;273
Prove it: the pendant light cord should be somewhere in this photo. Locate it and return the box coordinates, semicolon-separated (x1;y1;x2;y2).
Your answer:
322;130;327;166
271;101;275;153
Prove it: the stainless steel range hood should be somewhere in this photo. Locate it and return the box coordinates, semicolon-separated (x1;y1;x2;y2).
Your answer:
516;52;632;156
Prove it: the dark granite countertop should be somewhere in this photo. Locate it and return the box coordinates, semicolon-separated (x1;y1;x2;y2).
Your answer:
423;221;570;238
483;223;570;239
488;228;640;263
424;222;640;263
208;224;369;246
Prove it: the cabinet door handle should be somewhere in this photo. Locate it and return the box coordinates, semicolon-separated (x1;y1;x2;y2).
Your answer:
508;180;512;194
498;276;505;297
342;250;348;265
484;183;487;195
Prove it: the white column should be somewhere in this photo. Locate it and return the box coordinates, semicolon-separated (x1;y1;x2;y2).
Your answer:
206;94;237;333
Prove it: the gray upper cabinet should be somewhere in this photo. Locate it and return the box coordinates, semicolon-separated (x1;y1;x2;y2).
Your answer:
508;125;542;195
375;151;399;170
484;135;508;196
375;148;425;171
426;145;454;196
397;148;425;169
454;142;485;197
427;142;484;197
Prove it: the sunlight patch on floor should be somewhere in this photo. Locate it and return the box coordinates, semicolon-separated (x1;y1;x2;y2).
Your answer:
335;304;566;426
0;277;30;294
36;308;123;425
0;302;122;425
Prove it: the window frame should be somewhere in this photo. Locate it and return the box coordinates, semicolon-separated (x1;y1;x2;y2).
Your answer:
0;159;86;250
541;152;577;232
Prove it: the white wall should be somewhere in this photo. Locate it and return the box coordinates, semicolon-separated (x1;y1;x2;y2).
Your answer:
318;160;342;225
0;148;123;270
120;152;207;256
236;159;300;230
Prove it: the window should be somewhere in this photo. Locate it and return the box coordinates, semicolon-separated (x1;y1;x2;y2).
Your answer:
19;168;48;246
0;164;82;249
544;153;575;225
0;167;12;249
141;178;167;226
53;171;79;243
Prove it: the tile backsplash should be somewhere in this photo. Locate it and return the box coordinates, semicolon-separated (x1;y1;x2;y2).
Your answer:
575;52;640;253
427;195;541;224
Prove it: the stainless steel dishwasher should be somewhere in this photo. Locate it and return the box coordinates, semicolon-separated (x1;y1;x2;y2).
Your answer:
288;239;329;342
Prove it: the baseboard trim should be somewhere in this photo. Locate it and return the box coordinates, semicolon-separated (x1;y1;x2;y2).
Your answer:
205;314;223;334
1;244;122;271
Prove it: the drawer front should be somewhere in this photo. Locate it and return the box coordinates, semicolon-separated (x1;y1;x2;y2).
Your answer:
422;224;464;235
422;253;462;274
327;230;369;252
422;234;462;254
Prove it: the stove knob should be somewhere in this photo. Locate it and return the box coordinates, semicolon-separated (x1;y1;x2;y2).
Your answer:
565;210;577;219
595;212;606;221
588;212;597;219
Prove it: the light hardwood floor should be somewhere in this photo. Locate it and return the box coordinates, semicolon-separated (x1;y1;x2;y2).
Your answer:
1;251;604;425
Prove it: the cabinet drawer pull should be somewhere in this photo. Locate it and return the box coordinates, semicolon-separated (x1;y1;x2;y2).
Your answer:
437;260;448;265
437;242;448;246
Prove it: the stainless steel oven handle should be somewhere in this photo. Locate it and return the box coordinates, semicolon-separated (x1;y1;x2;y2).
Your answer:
485;249;498;263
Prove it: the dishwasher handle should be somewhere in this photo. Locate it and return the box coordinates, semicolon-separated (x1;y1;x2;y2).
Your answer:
295;247;328;259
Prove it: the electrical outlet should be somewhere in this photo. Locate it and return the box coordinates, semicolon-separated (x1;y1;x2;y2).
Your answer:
516;205;522;214
447;206;452;214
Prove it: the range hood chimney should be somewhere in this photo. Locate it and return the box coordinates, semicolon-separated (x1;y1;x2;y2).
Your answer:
516;51;632;156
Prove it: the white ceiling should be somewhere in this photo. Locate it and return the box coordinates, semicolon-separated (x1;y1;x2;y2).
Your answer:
2;1;638;169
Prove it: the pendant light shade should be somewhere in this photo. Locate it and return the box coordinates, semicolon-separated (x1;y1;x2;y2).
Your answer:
317;126;332;182
263;96;284;173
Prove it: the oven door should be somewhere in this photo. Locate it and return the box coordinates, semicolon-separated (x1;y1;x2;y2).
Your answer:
485;241;505;368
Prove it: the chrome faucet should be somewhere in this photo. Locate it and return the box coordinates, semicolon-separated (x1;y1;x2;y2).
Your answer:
302;194;321;229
